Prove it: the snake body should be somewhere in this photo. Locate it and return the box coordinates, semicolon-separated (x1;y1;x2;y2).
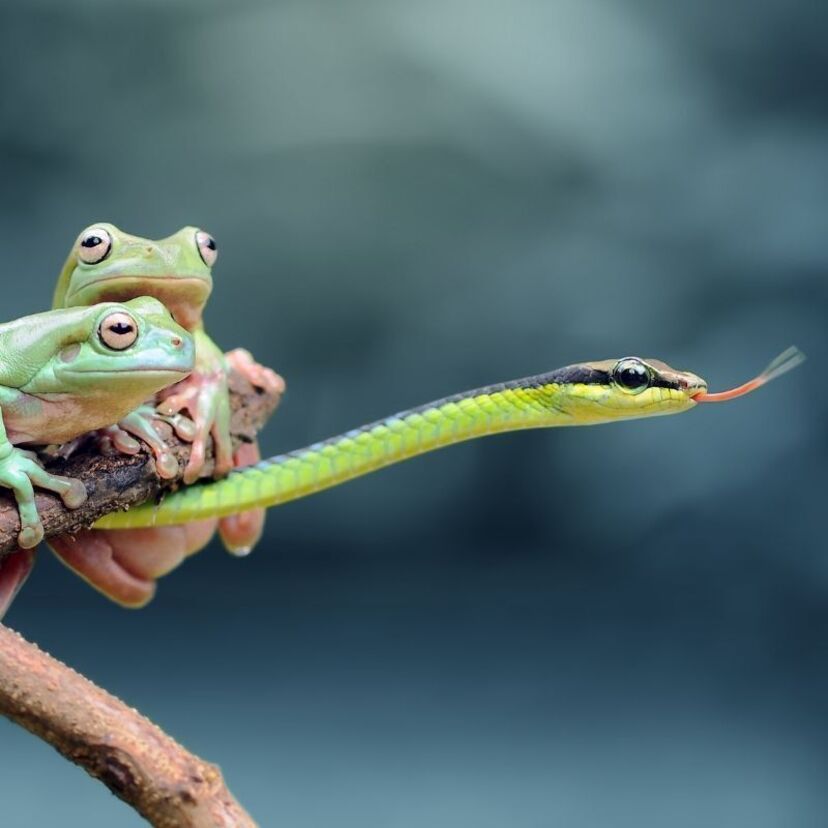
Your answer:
96;358;703;529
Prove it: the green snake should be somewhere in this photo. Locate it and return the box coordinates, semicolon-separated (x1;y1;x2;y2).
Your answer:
95;347;804;530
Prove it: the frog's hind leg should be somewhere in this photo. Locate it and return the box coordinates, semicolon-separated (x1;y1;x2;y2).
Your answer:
0;548;35;620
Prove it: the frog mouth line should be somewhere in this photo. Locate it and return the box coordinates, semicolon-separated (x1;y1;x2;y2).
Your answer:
65;274;210;301
62;367;191;377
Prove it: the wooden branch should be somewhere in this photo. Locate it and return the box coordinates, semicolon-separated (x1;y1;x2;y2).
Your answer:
0;623;257;827
0;371;279;823
0;372;281;558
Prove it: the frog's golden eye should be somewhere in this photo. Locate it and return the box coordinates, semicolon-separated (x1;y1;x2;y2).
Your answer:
99;312;138;351
78;227;112;265
195;229;217;267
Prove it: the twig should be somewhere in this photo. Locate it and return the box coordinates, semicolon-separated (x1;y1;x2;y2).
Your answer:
0;370;279;823
0;371;281;558
0;623;257;827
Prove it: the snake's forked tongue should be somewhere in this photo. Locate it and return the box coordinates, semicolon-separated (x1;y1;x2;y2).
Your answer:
693;346;806;403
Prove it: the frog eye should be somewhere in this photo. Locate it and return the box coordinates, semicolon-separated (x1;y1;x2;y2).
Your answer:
612;357;652;394
78;227;112;265
195;230;217;267
99;312;138;351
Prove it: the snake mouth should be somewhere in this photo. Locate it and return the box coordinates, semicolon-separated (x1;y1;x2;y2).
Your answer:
692;347;805;403
673;373;707;398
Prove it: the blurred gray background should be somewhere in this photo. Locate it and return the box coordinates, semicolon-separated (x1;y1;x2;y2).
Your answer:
1;1;827;825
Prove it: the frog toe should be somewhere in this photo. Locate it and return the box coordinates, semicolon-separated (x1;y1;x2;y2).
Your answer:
26;464;87;510
212;442;235;479
183;437;207;484
165;413;196;442
156;389;193;418
112;408;182;480
1;461;45;548
18;524;43;549
16;498;48;548
62;479;88;509
104;425;142;455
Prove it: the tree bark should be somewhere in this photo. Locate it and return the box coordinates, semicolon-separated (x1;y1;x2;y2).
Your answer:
0;623;257;827
0;371;281;557
0;370;279;824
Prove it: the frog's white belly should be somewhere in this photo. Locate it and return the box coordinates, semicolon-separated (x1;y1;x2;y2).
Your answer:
3;390;148;446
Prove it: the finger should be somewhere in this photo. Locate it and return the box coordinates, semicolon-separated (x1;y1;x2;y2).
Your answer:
0;548;36;621
49;531;156;608
218;441;266;556
104;521;218;579
218;509;265;556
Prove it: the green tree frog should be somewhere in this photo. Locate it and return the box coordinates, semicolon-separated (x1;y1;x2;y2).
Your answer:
46;224;283;608
0;296;193;617
53;223;283;484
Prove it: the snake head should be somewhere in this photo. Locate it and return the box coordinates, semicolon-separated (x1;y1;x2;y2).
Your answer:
548;356;707;423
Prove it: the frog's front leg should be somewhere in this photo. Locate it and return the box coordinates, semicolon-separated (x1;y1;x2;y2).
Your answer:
0;442;86;548
100;403;196;480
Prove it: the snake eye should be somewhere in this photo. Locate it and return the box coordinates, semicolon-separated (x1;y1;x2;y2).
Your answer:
195;230;217;267
612;358;651;394
99;312;138;351
78;227;112;265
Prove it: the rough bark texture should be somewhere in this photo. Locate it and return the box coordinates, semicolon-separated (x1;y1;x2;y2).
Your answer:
0;371;280;558
0;623;258;827
0;370;278;824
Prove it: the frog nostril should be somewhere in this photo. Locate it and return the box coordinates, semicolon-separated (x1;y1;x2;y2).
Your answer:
170;336;183;348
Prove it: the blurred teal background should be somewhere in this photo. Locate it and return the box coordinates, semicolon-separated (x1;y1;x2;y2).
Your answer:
1;1;827;825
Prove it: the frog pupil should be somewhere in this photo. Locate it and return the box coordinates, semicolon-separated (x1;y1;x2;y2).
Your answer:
109;322;133;335
82;236;102;248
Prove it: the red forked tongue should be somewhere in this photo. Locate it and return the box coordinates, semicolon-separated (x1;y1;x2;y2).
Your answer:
693;346;806;403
